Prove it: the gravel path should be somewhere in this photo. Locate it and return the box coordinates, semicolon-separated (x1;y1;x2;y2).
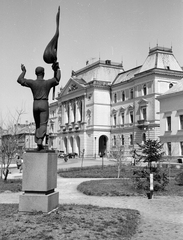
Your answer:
1;177;183;240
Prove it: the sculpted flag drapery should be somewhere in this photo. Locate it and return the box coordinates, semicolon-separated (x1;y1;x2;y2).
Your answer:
43;6;60;100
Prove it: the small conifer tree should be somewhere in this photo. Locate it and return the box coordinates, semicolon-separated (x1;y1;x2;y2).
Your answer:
137;139;164;171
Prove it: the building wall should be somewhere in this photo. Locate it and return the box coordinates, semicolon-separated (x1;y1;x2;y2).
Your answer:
159;92;183;160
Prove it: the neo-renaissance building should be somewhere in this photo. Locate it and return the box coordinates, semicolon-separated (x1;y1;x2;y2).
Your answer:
48;46;183;158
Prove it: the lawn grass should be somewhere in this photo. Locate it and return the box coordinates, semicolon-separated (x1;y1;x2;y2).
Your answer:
0;204;140;240
58;164;136;178
0;178;22;193
77;178;183;197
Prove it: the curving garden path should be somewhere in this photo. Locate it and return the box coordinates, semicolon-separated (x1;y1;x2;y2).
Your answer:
0;177;183;240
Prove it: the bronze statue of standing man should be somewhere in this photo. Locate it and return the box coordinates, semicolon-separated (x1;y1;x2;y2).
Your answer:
17;7;61;151
17;63;61;150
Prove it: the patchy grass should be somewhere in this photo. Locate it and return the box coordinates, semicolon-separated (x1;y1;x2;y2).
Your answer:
58;165;135;178
77;178;140;197
0;178;22;193
77;178;183;197
0;204;140;240
58;164;183;178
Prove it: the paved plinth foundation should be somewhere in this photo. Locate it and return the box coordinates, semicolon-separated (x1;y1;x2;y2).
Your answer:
19;151;59;213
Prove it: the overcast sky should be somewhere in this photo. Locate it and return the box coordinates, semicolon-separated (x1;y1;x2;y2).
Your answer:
0;0;183;124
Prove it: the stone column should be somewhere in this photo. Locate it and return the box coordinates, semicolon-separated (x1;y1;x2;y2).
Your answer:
73;136;76;154
70;101;74;123
75;100;79;122
67;136;72;153
81;97;85;123
77;99;82;122
63;103;68;124
61;104;65;125
73;101;76;123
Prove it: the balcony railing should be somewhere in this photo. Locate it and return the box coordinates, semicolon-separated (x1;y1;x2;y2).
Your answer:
137;119;148;129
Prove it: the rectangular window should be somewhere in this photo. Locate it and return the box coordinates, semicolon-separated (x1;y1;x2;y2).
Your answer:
50;122;54;133
167;142;171;156
121;113;125;125
113;136;116;146
121;135;124;145
130;111;133;123
167;116;171;131
114;93;117;103
113;114;117;126
141;107;147;121
180;115;183;130
122;91;125;101
143;84;147;96
130;89;134;99
130;134;133;145
180;142;183;155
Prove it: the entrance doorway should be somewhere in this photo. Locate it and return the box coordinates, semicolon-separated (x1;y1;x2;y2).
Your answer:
99;135;107;156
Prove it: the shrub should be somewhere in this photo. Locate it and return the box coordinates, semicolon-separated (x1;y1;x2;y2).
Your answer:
175;172;183;185
133;167;169;192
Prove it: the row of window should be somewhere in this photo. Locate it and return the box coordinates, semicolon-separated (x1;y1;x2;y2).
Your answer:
112;133;146;147
113;107;147;126
113;84;147;103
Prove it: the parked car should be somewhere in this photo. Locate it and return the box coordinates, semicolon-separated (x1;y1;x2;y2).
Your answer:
68;153;78;158
58;151;64;158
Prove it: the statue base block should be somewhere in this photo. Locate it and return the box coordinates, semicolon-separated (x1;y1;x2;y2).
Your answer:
19;191;59;213
19;151;59;213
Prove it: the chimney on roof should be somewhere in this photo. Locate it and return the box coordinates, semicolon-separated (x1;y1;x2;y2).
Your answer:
105;60;111;65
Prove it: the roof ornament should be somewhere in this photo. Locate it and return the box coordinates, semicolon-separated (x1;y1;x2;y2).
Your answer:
71;70;76;77
169;83;173;89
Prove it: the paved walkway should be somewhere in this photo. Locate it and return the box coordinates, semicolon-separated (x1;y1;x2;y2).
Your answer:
0;177;183;240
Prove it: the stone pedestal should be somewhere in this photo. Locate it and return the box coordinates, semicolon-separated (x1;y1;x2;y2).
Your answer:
19;151;59;213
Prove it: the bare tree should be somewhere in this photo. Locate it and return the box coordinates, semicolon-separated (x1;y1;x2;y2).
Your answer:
0;109;25;181
110;136;124;178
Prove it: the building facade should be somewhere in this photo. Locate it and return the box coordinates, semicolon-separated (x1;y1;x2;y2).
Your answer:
49;46;183;158
157;79;183;161
1;122;36;157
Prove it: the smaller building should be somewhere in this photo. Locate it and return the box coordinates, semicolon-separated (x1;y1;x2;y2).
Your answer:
2;122;36;156
157;80;183;161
